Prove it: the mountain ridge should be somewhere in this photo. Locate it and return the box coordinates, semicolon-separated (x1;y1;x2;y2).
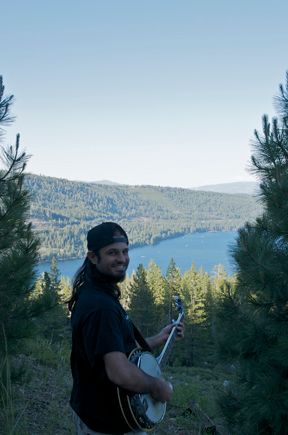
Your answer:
193;181;259;195
92;180;259;194
25;174;263;260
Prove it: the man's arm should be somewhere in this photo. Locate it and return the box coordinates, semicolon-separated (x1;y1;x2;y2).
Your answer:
104;351;172;403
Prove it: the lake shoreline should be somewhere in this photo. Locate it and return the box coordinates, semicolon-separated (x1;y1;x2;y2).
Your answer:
37;229;237;265
37;230;237;278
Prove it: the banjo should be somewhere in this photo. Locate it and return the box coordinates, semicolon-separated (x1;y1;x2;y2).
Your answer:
117;296;184;432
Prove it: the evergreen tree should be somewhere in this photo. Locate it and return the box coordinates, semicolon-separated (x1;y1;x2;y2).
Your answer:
0;76;39;354
216;72;288;434
165;258;183;324
128;264;156;338
146;261;166;306
181;264;212;365
182;264;210;325
119;275;133;310
146;261;166;330
49;255;61;292
0;76;58;432
32;258;69;341
164;259;186;365
211;269;238;361
0;75;57;356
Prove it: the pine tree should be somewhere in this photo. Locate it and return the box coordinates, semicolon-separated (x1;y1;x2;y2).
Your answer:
32;258;69;341
146;261;166;330
211;269;238;361
49;255;61;292
164;259;187;365
0;76;39;354
216;72;288;434
0;76;56;355
119;275;133;310
181;264;212;365
0;76;51;432
165;258;183;324
128;264;157;338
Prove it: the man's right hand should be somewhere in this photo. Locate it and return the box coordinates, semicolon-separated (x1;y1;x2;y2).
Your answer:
151;378;173;403
104;351;173;402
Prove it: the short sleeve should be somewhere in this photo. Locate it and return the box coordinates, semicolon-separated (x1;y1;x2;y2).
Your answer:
82;309;125;367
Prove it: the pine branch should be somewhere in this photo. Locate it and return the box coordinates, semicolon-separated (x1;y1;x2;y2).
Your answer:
0;135;29;183
0;76;15;137
275;71;288;128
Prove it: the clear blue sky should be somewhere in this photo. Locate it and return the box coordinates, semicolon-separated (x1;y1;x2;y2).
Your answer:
1;0;287;187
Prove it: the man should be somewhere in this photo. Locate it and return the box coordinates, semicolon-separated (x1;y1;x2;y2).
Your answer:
68;222;184;435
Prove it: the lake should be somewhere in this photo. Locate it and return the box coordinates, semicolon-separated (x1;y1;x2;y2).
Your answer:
37;231;238;279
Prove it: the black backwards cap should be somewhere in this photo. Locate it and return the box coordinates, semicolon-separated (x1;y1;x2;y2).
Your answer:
87;222;129;252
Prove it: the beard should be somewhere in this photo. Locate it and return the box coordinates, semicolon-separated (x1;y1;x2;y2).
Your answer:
104;271;126;283
92;263;127;284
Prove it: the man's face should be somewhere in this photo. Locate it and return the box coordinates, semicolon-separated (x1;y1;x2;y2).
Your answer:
89;242;130;282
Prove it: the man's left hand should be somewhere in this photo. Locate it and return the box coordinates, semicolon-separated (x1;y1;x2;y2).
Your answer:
160;321;185;343
145;321;185;350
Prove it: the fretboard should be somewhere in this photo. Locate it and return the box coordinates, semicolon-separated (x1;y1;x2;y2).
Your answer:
157;311;184;369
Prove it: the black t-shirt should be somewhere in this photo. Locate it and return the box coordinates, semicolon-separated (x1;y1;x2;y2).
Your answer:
70;283;137;434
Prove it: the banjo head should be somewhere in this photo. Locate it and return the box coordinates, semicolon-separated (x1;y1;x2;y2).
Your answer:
136;352;166;424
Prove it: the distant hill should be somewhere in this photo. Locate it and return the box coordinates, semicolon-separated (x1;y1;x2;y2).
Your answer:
194;181;259;195
25;174;263;260
93;179;121;185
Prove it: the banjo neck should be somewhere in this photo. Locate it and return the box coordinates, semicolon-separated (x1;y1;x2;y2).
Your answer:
157;310;184;369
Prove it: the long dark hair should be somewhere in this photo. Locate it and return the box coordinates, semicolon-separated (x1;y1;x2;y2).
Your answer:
67;257;89;312
67;254;122;312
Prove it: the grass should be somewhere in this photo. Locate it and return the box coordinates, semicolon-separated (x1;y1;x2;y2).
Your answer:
0;332;15;435
0;327;30;435
0;337;74;435
155;365;229;435
0;335;231;435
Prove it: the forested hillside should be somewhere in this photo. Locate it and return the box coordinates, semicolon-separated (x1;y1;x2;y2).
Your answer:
25;174;263;260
